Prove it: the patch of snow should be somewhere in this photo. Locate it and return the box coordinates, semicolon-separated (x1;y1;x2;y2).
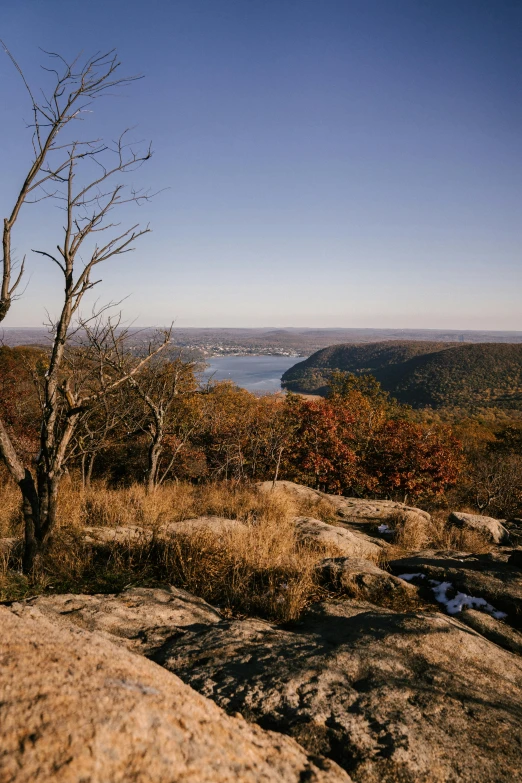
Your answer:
430;580;454;603
397;573;425;581
396;574;508;620
428;579;507;620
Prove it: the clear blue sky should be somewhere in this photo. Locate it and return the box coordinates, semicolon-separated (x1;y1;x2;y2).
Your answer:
1;0;521;329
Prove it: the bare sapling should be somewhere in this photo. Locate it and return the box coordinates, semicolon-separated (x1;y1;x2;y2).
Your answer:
83;321;198;492
63;318;171;489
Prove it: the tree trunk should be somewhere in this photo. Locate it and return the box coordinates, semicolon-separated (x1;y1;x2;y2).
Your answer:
20;469;61;572
86;453;95;489
146;438;162;493
19;470;41;573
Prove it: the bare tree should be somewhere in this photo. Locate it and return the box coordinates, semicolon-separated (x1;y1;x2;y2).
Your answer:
61;334;145;488
0;44;143;321
464;451;522;518
84;323;200;491
133;356;201;491
194;385;292;484
0;47;167;570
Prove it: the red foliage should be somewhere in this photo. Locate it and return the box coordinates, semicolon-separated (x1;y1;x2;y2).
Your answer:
281;396;358;494
0;350;463;500
281;390;462;500
366;419;463;499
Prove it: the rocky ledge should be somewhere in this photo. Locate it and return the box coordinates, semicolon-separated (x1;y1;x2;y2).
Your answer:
5;581;522;782
2;483;522;782
0;604;348;783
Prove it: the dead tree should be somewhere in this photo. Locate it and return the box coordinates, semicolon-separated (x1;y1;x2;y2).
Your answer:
132;355;201;492
0;44;143;322
62;339;142;488
85;325;200;492
0;48;167;570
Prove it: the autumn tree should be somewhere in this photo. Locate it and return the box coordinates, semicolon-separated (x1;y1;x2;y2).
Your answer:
280;381;462;499
195;383;261;481
191;383;291;483
280;394;359;494
365;419;462;502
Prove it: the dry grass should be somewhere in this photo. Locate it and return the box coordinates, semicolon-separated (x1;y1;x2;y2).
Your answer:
159;510;334;622
291;494;341;525
0;478;492;618
0;481;23;537
380;508;493;560
1;478;334;535
383;510;429;551
0;479;337;620
426;510;492;554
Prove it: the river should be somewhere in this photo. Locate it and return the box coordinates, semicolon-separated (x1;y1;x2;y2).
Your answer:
200;355;301;393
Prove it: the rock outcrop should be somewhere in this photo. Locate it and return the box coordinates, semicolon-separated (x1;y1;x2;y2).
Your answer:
458;607;522;655
257;481;430;524
329;496;430;526
448;511;511;545
295;517;385;560
158;600;522;783
84;516;246;548
163;516;245;536
8;586;222;655
5;479;522;782
258;480;429;532
0;605;349;783
317;556;420;608
83;524;152;544
389;549;522;627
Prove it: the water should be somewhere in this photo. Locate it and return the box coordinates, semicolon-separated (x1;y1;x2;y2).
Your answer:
200;355;301;393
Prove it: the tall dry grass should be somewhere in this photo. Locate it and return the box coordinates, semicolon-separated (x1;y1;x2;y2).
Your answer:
384;510;429;551
0;477;492;617
0;481;23;537
0;479;339;619
380;507;492;561
426;510;492;553
159;501;335;621
0;478;341;536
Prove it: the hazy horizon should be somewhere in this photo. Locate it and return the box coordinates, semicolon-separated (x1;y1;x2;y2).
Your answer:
2;325;522;335
1;1;521;330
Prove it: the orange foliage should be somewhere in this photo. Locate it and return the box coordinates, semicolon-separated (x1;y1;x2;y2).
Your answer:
0;346;46;463
0;354;463;501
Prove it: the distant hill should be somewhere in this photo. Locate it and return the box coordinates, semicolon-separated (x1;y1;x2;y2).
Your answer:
282;341;454;395
2;326;522;356
282;341;522;409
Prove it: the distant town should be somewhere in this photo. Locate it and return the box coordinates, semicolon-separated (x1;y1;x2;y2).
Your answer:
3;325;522;360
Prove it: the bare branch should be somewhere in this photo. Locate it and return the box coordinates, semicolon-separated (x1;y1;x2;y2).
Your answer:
32;249;65;274
1;43;145;321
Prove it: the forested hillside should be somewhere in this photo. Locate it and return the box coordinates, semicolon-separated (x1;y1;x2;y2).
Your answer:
282;341;522;409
